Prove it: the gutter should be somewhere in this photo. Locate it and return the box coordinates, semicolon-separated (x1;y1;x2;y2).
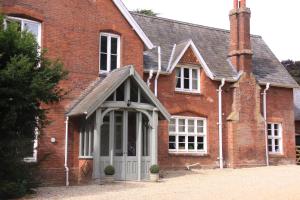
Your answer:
263;83;270;166
64;116;70;186
147;69;154;87
154;46;161;97
218;78;226;169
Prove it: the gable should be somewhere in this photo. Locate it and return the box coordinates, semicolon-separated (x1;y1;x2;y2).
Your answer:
179;47;200;65
67;66;170;120
112;0;154;49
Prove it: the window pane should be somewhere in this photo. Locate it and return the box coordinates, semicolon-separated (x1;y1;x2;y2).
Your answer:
274;124;278;130
178;119;185;132
111;37;118;54
267;124;272;130
268;129;272;136
130;79;139;102
197;136;204;143
184;68;189;78
101;116;110;156
176;68;181;88
7;19;21;31
114;112;123;156
128;112;137;156
274;129;278;136
100;53;107;71
116;83;124;101
24;21;39;40
188;120;194;132
192;80;198;90
268;139;272;146
268;145;272;152
178;136;185;150
101;36;107;53
111;54;117;70
169;136;176;150
197;143;204;150
192;69;198;79
184;78;189;89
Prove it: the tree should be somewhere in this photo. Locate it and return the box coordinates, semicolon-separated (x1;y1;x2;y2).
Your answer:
134;9;158;17
0;16;67;199
282;59;300;84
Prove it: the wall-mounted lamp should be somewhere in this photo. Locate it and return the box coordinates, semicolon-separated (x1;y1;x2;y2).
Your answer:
51;137;56;143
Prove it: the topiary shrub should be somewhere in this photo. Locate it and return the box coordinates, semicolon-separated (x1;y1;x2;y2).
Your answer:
150;165;160;174
104;165;115;176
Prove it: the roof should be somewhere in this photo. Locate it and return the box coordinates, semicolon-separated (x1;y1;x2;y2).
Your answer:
132;13;298;88
294;89;300;121
112;0;154;49
66;66;170;120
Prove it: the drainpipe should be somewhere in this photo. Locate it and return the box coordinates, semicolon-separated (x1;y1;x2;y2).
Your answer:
154;46;161;97
64;116;70;186
218;78;225;169
147;69;154;87
263;83;270;166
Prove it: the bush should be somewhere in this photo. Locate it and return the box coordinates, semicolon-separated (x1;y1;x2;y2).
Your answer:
104;165;115;176
150;165;160;174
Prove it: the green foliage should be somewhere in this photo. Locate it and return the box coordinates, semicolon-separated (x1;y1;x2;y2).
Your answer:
0;16;67;199
150;165;160;174
133;9;158;17
104;165;115;176
282;59;300;84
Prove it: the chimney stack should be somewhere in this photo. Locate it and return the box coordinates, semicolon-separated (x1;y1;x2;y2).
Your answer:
229;0;253;73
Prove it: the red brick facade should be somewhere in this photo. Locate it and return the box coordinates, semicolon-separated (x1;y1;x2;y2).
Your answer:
1;0;296;185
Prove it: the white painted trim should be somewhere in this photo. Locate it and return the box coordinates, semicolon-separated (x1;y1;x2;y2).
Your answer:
169;40;214;80
167;44;177;72
267;123;284;155
175;66;201;93
99;33;121;73
168;115;207;154
112;0;154;49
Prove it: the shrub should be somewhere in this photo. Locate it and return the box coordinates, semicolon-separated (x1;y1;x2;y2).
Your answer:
104;165;115;176
150;165;160;174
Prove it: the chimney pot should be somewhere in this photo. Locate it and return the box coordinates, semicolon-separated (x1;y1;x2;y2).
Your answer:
240;0;246;8
234;0;238;9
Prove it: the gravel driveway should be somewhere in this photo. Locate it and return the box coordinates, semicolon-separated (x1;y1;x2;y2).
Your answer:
27;165;300;200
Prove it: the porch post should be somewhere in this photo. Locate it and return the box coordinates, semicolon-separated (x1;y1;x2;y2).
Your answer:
93;108;102;182
151;110;158;165
109;111;114;165
137;112;142;181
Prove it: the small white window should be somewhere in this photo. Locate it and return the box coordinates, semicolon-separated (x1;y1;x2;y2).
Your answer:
267;123;283;154
100;33;120;73
24;128;39;163
4;16;41;47
79;118;94;158
175;66;200;93
169;116;207;154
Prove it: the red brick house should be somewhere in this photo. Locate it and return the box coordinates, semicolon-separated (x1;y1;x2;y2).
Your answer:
1;0;298;185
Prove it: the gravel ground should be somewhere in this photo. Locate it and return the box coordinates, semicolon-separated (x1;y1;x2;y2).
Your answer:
25;165;300;200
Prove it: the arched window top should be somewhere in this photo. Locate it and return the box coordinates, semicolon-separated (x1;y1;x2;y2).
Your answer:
4;16;41;47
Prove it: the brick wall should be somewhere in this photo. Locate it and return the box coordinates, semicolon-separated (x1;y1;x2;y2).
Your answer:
155;47;221;169
2;0;145;185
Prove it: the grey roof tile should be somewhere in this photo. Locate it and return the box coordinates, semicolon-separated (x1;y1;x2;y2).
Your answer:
132;13;298;88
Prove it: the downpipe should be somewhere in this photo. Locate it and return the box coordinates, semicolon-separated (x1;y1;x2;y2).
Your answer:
154;46;161;97
64;116;70;186
263;83;270;166
218;78;225;169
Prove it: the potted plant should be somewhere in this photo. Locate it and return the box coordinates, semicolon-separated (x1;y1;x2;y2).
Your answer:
149;164;160;182
104;165;115;183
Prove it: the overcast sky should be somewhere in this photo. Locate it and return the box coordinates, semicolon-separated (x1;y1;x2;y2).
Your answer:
123;0;299;61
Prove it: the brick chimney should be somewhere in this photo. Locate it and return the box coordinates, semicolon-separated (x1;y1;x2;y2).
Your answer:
228;0;253;73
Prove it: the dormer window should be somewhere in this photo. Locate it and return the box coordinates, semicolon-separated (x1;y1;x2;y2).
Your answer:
175;66;200;93
100;33;120;73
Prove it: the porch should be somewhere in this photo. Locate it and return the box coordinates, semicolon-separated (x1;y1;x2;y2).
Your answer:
67;66;170;182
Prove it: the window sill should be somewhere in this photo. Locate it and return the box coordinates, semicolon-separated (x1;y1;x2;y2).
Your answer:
168;152;208;157
174;91;202;96
79;156;93;160
269;153;284;157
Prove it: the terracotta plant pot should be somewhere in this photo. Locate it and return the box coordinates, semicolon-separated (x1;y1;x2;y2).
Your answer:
150;173;159;182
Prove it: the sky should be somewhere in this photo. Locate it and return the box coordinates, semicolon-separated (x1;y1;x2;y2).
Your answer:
123;0;300;61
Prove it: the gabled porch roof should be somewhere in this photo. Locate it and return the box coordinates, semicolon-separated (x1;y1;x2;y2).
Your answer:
66;66;170;120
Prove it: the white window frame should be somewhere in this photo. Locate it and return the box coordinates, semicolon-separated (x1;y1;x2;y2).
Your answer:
267;123;283;154
24;128;39;163
99;32;121;74
175;66;200;93
4;16;42;47
168;116;207;154
79;119;94;159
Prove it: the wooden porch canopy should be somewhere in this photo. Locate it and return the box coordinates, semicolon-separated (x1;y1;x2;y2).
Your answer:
66;65;170;120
